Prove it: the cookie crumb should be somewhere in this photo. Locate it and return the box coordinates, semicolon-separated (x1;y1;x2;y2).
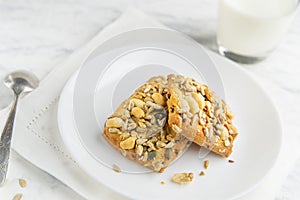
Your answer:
204;160;209;169
199;171;205;176
112;164;121;173
228;160;235;163
19;179;27;188
160;181;165;185
12;193;23;200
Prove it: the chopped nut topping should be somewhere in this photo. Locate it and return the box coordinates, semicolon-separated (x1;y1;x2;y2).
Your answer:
106;117;124;128
199;171;205;176
200;85;206;96
172;173;194;184
144;84;152;93
136;145;144;156
204;87;212;102
120;132;130;140
136;138;147;145
218;149;226;153
108;128;120;134
204;160;209;169
120;137;136;150
220;128;229;140
205;101;212;114
171;124;182;133
224;139;230;147
226;109;234;119
131;98;145;108
228;159;235;163
142;151;148;162
137;121;146;128
131;107;145;119
156;141;166;148
192;93;205;110
152;93;165;106
185;96;199;114
165;141;175;148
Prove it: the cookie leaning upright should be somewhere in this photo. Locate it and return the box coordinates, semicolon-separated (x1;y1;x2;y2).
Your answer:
166;74;238;157
103;76;191;172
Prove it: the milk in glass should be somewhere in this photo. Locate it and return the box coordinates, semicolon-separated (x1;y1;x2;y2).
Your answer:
217;0;298;62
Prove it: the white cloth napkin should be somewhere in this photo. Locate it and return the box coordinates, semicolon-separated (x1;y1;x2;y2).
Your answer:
0;8;293;200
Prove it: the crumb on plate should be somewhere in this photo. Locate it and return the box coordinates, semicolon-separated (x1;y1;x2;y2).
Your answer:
12;193;23;200
199;171;205;176
112;164;121;173
19;179;27;188
172;173;194;185
204;160;209;169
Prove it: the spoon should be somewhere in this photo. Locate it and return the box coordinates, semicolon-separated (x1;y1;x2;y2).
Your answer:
0;70;39;185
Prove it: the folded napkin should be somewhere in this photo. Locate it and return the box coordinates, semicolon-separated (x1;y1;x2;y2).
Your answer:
0;8;292;200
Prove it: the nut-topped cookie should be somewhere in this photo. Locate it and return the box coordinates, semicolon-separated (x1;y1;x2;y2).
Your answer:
103;76;191;172
167;74;238;157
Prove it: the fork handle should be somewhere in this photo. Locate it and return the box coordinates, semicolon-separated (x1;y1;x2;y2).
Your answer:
0;95;19;186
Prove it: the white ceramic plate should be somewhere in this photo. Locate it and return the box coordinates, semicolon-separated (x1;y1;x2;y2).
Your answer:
58;51;282;199
72;28;225;173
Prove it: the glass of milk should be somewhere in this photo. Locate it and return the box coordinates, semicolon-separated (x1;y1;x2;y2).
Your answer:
217;0;298;63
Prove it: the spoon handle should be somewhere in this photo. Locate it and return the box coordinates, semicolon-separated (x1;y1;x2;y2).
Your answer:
0;95;19;185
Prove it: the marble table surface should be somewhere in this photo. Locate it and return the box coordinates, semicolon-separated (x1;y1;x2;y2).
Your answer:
0;0;300;199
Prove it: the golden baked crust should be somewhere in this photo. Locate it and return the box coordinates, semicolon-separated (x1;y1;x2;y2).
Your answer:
167;74;238;157
103;76;190;172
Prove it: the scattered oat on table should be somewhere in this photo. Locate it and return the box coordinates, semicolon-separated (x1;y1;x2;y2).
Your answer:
19;179;27;188
172;173;194;185
199;171;205;176
160;181;165;185
112;164;121;173
228;159;235;163
204;160;209;169
12;193;23;200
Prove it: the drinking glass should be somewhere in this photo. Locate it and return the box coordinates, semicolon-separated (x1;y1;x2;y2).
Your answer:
217;0;299;64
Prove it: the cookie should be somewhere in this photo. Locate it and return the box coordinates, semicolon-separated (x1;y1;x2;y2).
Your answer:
167;74;238;157
103;76;191;172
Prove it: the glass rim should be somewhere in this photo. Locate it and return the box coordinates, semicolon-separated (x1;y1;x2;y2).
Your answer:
220;0;300;20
